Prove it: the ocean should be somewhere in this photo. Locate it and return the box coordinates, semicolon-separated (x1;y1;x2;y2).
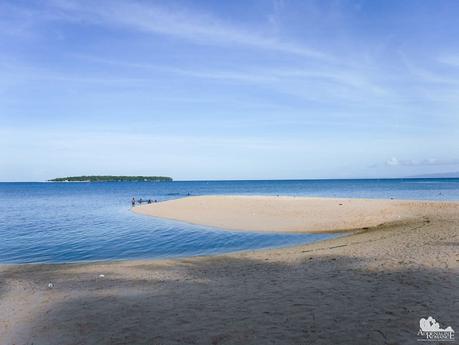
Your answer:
1;178;458;264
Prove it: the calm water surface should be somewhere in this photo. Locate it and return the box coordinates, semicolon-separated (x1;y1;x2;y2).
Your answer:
1;179;458;263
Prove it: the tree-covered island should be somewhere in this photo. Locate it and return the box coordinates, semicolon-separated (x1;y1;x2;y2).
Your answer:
48;176;173;182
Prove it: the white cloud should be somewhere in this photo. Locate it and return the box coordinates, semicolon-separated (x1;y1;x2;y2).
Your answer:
385;157;400;166
386;157;459;167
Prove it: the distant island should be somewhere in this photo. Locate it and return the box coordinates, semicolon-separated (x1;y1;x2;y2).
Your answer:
48;175;173;182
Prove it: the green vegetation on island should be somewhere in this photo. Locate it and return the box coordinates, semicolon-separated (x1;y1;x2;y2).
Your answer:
48;175;173;182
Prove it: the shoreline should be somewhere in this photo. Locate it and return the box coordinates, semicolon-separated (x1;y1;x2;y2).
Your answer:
1;197;458;344
0;213;423;270
0;231;348;267
0;207;426;268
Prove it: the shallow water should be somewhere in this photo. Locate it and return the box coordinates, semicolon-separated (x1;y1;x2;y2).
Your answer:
0;179;458;263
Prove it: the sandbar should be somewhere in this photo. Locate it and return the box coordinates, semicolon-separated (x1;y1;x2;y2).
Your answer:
133;195;446;233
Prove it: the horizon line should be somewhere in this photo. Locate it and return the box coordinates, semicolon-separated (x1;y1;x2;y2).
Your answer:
1;176;459;183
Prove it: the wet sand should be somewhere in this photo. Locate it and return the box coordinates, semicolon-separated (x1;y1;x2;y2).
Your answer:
1;197;458;345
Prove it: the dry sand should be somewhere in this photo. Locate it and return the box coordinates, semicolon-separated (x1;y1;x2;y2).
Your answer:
133;195;444;233
1;197;458;345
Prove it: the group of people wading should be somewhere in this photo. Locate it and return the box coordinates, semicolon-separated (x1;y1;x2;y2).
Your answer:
131;197;157;207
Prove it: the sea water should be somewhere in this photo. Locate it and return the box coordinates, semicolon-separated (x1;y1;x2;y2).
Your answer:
0;179;458;263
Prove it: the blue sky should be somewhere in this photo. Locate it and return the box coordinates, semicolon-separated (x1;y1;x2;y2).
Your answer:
1;0;459;181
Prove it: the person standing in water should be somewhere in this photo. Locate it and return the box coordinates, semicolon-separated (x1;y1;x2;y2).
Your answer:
131;197;136;207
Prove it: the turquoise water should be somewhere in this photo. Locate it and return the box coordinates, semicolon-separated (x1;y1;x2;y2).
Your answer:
0;179;458;264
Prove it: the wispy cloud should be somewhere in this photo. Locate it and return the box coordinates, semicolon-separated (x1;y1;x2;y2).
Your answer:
46;0;330;60
386;157;459;167
72;54;390;106
0;1;397;106
438;54;459;68
400;53;459;86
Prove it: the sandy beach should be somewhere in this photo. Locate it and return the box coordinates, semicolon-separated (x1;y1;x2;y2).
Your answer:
1;197;458;345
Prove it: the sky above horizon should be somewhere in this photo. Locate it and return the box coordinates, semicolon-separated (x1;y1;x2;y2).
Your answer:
1;0;459;181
